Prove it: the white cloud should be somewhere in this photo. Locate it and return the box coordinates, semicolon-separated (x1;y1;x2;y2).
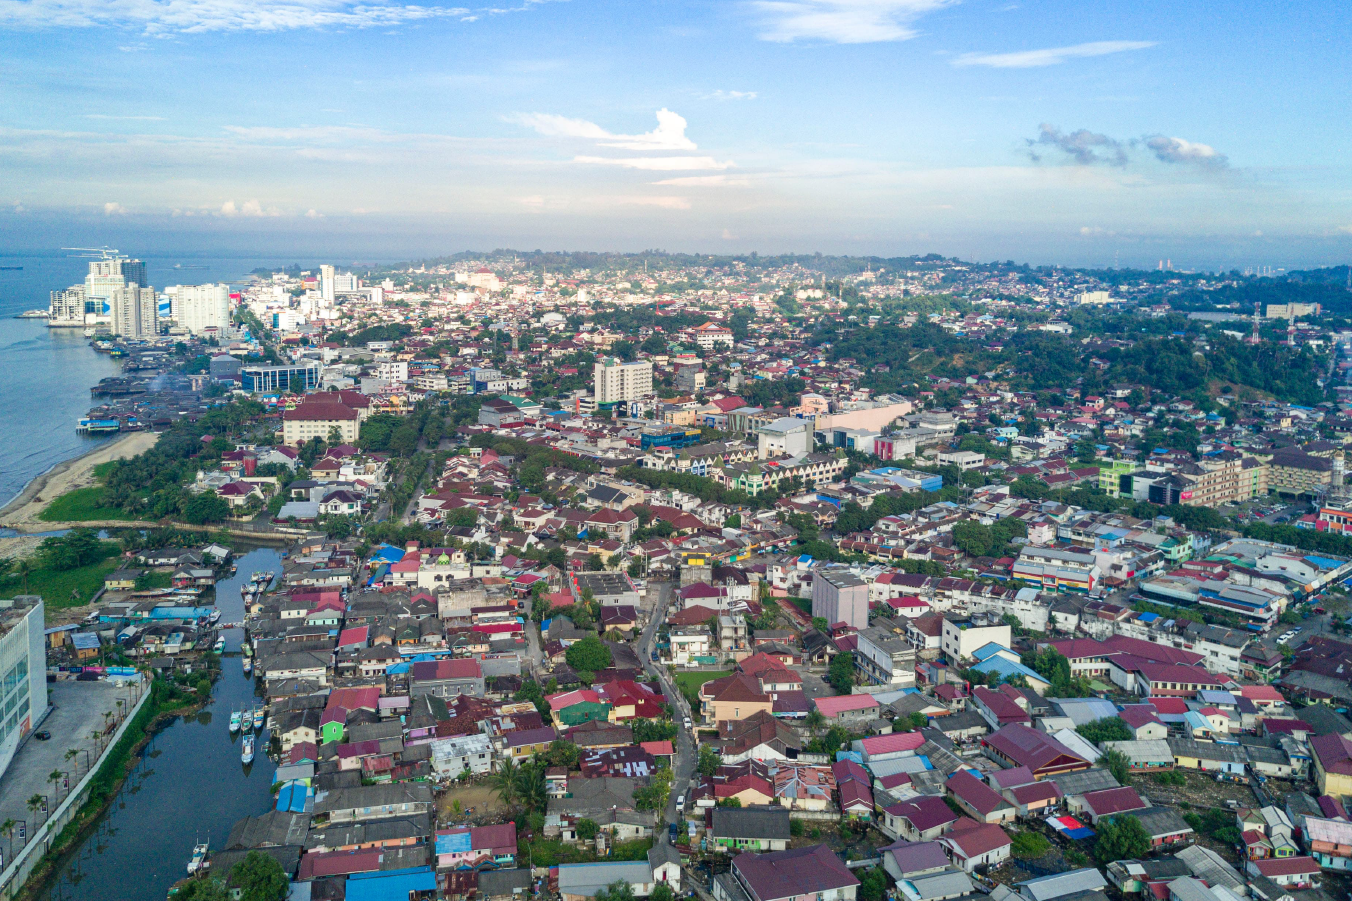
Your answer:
509;109;696;151
618;196;691;210
953;40;1156;68
652;175;751;187
304;208;323;218
704;90;758;101
751;0;953;44
1144;135;1227;169
0;0;474;34
721;228;737;239
574;155;733;171
86;114;165;121
219;198;277;216
103;201;124;215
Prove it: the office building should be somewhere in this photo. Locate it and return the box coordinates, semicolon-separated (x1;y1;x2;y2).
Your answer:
109;285;158;338
167;283;231;335
594;358;653;405
241;362;321;393
0;596;48;780
812;569;869;630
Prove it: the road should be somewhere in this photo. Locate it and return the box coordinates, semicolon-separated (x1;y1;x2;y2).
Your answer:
638;580;697;848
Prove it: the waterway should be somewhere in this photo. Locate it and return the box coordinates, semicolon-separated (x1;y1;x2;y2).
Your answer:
36;546;283;901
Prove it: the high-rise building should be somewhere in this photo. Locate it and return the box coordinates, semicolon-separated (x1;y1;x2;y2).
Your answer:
0;596;48;780
320;264;336;303
84;256;147;321
167;283;231;335
47;286;86;327
333;272;359;293
594;358;653;405
109;285;158;338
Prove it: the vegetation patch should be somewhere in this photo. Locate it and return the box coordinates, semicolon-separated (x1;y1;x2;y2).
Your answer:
38;486;140;523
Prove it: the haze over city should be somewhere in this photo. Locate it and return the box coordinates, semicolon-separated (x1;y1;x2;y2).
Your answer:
3;0;1350;268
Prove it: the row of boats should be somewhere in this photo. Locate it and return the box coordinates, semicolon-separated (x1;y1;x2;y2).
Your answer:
240;571;275;603
228;706;265;735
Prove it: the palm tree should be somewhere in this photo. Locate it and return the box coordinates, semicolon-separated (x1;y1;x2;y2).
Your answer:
65;748;79;775
27;794;45;825
515;758;548;812
0;818;14;860
48;770;65;802
14;559;32;595
491;758;520;810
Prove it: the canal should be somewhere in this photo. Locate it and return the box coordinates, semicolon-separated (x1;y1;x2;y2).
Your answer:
37;546;283;901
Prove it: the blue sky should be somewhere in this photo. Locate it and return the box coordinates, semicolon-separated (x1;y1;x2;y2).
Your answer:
2;0;1350;269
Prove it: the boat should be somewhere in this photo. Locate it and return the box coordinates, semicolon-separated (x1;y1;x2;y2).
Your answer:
212;636;226;653
208;609;221;625
228;709;241;734
250;571;266;583
187;840;209;874
241;708;254;733
241;641;253;658
15;309;46;318
241;735;254;765
77;418;121;434
252;708;264;731
242;657;252;676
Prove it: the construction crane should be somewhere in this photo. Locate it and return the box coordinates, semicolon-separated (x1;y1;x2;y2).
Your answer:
61;246;120;259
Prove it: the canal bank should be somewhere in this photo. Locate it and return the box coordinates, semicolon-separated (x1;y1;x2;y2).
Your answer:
30;546;283;901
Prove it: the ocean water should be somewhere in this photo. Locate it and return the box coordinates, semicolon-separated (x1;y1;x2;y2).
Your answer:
0;251;387;508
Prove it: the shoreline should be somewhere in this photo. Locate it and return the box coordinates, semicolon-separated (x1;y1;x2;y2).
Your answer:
0;430;160;535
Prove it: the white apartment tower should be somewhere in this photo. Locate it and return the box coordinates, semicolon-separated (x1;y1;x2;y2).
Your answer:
80;255;147;324
167;283;231;335
110;285;158;338
320;264;336;302
594;358;653;405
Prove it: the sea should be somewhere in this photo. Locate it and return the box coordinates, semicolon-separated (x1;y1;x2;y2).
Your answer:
0;251;392;509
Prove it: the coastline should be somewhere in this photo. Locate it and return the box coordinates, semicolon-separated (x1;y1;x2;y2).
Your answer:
0;430;159;536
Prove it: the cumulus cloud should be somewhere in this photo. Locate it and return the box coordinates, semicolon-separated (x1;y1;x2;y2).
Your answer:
509;109;697;151
751;0;952;44
103;201;125;215
1144;135;1228;169
304;208;323;218
219;198;277;216
0;0;474;34
1029;123;1230;171
1027;124;1126;166
954;40;1156;68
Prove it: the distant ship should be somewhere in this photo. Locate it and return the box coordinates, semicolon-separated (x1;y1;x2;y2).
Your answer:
0;266;22;271
15;310;47;319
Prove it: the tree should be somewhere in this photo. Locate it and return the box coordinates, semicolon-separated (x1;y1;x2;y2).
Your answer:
491;758;521;810
176;879;232;901
810;616;830;634
805;709;826;736
905;712;929;731
576;818;600;841
858;868;888;901
228;851;289;901
651;883;677;901
1010;831;1050;860
697;744;721;777
565;635;612;673
594;881;636;901
1094;815;1151;864
828;651;856;694
1100;749;1131;785
1077;717;1132;745
181;491;231;525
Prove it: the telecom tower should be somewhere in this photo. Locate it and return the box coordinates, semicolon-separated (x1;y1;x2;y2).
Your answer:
1249;303;1261;344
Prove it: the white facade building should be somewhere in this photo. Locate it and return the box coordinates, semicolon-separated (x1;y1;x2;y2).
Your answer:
0;597;47;781
594;358;653;405
167;283;231;335
110;285;158;338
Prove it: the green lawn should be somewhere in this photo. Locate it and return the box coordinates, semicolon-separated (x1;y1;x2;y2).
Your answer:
673;670;730;706
38;485;139;523
787;596;812;615
2;557;121;610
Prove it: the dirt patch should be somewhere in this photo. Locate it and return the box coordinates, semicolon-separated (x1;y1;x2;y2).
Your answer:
1135;770;1259;808
438;781;507;824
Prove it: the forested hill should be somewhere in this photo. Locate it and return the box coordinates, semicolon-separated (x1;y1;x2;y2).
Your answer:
821;325;1328;406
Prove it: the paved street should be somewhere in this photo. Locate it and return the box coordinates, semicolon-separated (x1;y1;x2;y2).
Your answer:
638;581;697;848
0;680;138;864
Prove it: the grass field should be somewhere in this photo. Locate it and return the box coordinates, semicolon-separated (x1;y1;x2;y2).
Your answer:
673;670;730;706
2;556;121;610
787;596;812;615
38;485;138;523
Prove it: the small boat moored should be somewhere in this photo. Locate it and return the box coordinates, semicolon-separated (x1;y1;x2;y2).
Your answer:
243;657;253;676
241;708;254;733
228;709;241;734
241;735;254;765
187;840;209;874
252;708;265;731
212;636;226;653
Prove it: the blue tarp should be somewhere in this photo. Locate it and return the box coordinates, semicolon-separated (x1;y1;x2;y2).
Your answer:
371;544;406;564
276;781;310;813
835;751;864;764
436;831;472;855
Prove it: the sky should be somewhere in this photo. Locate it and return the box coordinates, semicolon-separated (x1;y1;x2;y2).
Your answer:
1;0;1350;270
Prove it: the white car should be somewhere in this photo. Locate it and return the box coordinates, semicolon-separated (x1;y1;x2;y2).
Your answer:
675;794;685;810
683;717;692;730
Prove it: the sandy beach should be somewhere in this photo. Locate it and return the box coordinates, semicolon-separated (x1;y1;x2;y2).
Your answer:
0;430;159;539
